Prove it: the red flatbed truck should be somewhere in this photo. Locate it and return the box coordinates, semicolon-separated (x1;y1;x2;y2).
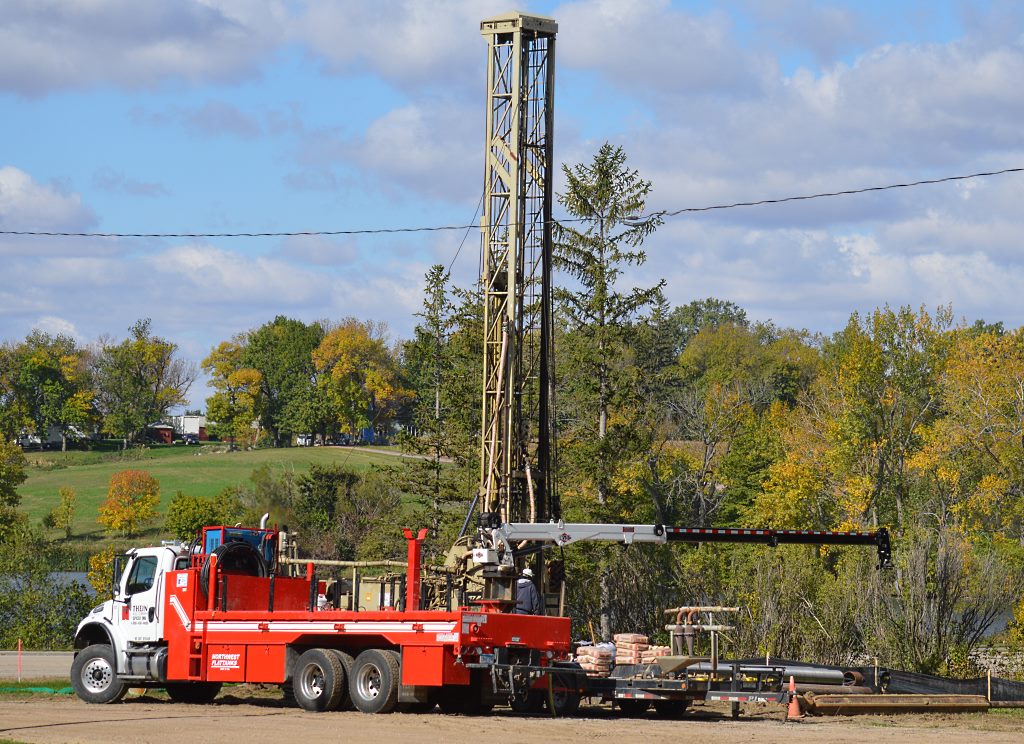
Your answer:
72;524;573;713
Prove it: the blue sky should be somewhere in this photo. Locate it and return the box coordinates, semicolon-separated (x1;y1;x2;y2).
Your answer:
2;1;1023;408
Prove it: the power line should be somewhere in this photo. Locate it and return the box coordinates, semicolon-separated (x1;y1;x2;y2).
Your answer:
447;190;484;275
0;167;1019;239
658;167;1024;218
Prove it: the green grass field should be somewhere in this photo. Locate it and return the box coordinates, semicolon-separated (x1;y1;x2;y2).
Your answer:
19;443;413;548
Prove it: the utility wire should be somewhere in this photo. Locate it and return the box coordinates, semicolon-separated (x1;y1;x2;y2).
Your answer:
447;190;485;275
1;167;1019;239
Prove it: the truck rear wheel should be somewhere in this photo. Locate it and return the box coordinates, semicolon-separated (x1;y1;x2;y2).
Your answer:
326;649;355;710
293;648;346;712
71;645;127;704
165;682;222;704
349;649;400;713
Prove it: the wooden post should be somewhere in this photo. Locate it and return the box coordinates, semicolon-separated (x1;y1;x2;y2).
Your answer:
987;668;992;702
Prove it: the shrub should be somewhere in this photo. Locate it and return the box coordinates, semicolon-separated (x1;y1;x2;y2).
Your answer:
47;486;77;538
165;488;243;541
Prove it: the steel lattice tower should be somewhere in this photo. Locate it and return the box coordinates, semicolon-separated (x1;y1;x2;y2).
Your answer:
478;12;558;525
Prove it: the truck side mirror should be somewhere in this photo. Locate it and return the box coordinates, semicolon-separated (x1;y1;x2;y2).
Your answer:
112;554;130;598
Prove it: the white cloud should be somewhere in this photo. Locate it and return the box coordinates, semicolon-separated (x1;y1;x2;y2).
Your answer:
556;0;766;97
148;244;329;305
275;235;359;266
0;165;96;233
31;316;83;340
295;0;506;92
0;0;287;95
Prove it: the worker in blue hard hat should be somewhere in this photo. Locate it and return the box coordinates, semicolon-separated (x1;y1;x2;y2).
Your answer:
514;566;543;615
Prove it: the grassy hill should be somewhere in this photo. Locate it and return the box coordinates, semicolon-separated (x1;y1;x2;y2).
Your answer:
19;443;416;552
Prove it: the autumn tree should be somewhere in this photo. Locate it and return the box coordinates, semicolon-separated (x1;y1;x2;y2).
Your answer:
754;305;952;530
15;331;95;451
99;470;160;537
94;319;195;447
910;327;1024;538
313;318;409;438
202;338;263;448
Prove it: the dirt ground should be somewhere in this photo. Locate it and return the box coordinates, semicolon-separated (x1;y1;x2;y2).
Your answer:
2;691;1023;744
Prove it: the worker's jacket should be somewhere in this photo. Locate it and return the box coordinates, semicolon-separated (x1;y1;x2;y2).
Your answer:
514;577;543;615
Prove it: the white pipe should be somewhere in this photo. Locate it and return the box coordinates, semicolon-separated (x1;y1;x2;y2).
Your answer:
260;513;270;529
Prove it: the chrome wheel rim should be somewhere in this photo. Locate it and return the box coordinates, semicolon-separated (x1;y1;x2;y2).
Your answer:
299;663;326;700
355;663;382;700
82;656;113;693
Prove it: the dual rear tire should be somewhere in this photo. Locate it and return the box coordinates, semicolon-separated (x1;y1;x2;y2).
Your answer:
291;647;399;714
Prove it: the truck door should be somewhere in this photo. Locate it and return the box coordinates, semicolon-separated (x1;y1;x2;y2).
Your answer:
121;554;162;643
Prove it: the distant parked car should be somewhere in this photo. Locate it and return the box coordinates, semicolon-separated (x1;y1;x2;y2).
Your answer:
296;434;313;447
183;433;199;445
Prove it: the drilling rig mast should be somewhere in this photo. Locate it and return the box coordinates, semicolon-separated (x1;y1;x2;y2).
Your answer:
478;12;558;526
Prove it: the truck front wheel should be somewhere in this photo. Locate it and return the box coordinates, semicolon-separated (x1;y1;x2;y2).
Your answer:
349;649;399;713
71;645;127;704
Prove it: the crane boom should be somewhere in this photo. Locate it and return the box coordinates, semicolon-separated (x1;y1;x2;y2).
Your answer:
477;518;892;569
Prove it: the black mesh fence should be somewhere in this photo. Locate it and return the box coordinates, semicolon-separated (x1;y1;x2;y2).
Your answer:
735;657;1024;703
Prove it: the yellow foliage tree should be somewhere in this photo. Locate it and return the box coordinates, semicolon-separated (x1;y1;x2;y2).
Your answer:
313;319;410;437
202;339;263;448
98;470;160;537
87;547;116;597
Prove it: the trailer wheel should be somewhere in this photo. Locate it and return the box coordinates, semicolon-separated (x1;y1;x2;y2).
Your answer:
349;649;400;714
71;645;127;704
165;682;222;704
653;699;689;718
509;690;545;715
616;699;650;716
326;649;355;710
293;648;346;712
545;670;581;717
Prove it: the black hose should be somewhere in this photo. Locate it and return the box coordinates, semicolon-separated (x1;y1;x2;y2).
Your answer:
198;541;268;596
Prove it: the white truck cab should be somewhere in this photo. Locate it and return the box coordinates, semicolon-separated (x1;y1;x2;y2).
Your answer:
71;544;186;703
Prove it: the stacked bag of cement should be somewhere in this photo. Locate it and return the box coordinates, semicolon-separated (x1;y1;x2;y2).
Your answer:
613;633;649;665
575;642;615;677
640;645;671;665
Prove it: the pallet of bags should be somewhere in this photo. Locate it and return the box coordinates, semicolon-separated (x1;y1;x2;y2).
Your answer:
613;633;649;665
613;633;649;645
640;645;671;665
575;643;614;677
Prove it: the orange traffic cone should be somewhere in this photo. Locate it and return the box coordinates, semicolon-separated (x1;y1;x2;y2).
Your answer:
786;675;803;721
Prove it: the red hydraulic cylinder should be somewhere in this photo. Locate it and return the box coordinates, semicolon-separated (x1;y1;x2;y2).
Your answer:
402;528;429;611
206;553;218;612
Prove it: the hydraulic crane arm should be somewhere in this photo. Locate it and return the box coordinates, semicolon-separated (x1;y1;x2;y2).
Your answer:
479;519;892;569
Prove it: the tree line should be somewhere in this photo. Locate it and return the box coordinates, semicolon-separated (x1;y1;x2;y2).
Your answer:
1;143;1023;673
